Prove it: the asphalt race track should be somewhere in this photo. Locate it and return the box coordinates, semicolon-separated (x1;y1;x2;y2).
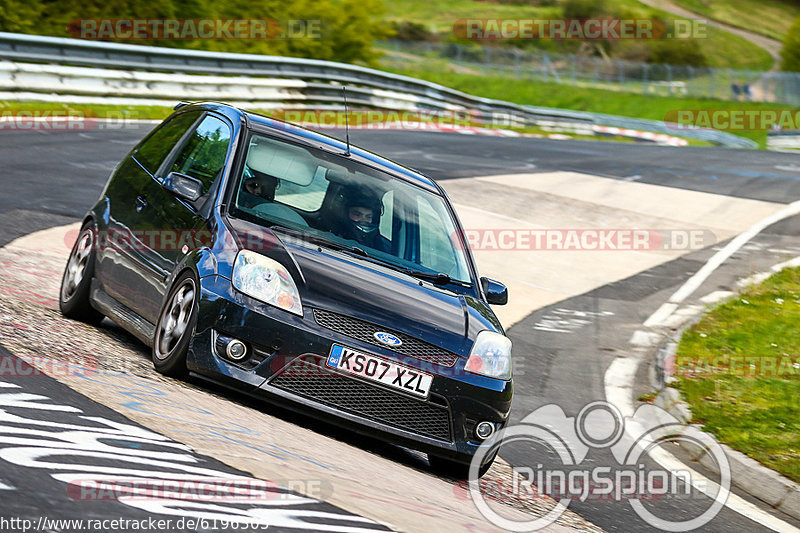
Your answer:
1;123;800;533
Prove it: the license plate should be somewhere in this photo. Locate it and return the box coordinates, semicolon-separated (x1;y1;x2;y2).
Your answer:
327;344;433;398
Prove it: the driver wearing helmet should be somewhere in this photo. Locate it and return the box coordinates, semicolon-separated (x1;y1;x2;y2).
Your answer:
334;186;391;253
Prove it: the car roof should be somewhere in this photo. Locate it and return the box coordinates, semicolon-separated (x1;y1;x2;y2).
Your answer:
182;101;441;193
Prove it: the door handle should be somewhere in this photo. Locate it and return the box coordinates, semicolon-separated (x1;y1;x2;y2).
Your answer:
136;195;148;211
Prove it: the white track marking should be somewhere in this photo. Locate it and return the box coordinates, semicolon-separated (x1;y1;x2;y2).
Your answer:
646;199;800;327
604;358;640;418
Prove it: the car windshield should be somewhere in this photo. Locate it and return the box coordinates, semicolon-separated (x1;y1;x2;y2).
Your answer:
230;133;473;285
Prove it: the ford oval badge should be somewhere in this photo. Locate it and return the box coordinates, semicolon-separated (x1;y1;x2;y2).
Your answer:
374;331;402;347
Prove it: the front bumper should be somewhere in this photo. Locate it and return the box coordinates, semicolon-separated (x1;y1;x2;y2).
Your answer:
189;275;513;463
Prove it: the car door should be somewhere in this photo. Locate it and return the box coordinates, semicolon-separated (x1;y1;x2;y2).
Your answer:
133;113;233;323
95;110;203;318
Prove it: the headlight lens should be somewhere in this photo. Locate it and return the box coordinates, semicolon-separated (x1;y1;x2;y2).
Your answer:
232;250;303;316
465;331;512;380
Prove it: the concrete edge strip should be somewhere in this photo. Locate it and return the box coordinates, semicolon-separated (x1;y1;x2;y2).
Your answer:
606;203;800;531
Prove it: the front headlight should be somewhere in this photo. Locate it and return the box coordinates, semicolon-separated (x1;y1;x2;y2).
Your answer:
465;331;512;380
232;250;303;316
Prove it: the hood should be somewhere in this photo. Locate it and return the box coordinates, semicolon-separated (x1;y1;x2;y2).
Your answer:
224;217;501;356
288;240;474;355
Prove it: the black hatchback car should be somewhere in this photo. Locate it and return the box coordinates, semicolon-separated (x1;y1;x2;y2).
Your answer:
59;102;512;477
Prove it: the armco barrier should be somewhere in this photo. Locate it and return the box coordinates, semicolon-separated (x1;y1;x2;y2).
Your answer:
0;32;756;148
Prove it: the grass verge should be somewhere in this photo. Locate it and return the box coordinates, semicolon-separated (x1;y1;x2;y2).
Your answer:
0;101;175;120
671;0;799;41
386;67;799;148
674;267;800;483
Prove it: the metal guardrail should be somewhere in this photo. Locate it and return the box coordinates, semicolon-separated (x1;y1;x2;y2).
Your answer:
0;32;757;148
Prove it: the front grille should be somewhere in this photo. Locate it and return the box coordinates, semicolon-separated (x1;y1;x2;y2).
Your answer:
270;355;453;442
313;308;459;367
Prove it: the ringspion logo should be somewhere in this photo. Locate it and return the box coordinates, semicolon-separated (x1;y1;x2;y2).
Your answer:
469;401;729;531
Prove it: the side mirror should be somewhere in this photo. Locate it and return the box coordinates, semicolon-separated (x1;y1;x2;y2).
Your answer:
163;171;203;202
481;277;508;305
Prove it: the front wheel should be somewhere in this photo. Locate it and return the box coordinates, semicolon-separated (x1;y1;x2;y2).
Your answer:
153;271;199;377
59;222;104;324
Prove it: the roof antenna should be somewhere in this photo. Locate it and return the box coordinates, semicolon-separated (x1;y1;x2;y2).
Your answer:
342;86;351;157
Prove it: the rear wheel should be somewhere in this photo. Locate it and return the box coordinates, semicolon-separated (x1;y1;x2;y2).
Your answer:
428;450;497;479
59;222;104;324
153;271;198;377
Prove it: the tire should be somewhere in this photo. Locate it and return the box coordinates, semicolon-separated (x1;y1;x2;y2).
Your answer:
152;271;199;377
428;450;497;479
59;222;104;324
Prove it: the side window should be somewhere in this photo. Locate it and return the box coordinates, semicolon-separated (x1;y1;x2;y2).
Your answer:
169;116;231;193
135;112;201;174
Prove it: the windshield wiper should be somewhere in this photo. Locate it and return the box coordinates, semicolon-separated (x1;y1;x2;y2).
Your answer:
399;269;452;286
269;225;368;256
270;225;462;286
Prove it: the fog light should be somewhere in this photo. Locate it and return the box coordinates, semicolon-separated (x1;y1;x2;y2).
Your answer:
226;339;248;361
475;421;495;440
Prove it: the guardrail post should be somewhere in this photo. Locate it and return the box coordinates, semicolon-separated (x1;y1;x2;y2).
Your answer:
666;64;673;95
570;54;577;85
642;63;649;95
710;68;716;99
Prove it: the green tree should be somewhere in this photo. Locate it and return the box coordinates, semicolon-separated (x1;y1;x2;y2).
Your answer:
780;16;800;72
0;0;45;33
647;38;707;66
0;0;390;65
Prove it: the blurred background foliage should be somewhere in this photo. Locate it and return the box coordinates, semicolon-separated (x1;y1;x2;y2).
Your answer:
0;0;392;65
